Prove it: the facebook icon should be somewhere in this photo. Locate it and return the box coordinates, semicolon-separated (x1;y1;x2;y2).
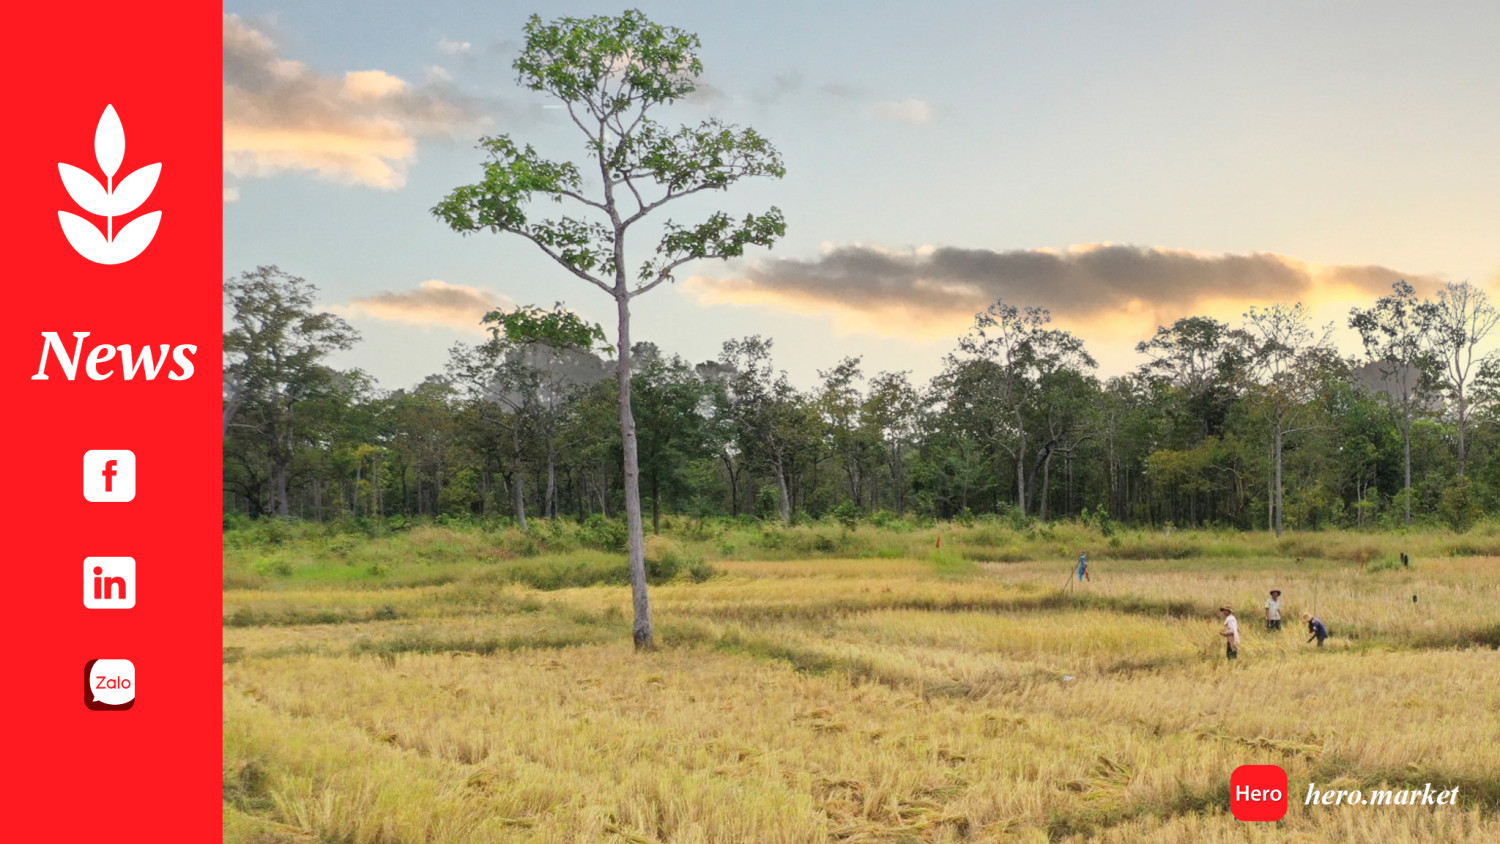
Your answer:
83;450;136;502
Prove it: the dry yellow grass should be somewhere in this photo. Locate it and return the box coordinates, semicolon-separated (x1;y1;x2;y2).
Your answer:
224;544;1500;843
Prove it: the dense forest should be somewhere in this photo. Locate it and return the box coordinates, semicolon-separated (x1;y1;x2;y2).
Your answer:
223;266;1500;535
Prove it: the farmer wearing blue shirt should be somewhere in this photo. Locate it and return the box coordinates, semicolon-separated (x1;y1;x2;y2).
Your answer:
1076;552;1090;582
1303;613;1328;647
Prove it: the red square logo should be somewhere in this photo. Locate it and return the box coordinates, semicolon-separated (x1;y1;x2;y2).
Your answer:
1231;765;1288;821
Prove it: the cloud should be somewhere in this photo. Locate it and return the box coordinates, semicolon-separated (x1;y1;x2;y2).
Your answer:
684;243;1441;341
223;14;480;189
869;98;935;124
438;38;472;55
223;187;240;203
342;280;513;331
749;71;804;107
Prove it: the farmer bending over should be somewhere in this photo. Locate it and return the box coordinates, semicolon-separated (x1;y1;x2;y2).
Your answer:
1303;612;1328;648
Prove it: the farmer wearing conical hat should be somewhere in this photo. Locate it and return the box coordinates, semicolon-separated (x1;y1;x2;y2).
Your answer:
1265;589;1283;632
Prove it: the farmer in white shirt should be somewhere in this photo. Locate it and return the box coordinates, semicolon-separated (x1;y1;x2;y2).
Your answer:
1265;589;1283;632
1219;606;1240;660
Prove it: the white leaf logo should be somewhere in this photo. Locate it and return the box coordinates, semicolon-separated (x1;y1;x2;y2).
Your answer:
58;104;162;265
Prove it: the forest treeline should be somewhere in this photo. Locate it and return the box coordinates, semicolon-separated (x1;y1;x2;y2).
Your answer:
224;266;1500;535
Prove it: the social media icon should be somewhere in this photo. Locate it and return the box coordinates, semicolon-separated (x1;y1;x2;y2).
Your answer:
84;658;135;710
1231;764;1288;821
83;557;135;609
83;449;135;502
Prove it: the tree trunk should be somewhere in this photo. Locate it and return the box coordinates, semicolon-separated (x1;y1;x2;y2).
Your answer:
891;443;905;512
1456;390;1469;476
720;451;740;515
1266;443;1274;533
1273;425;1284;537
1013;413;1028;515
651;474;661;534
512;473;528;530
615;293;654;650
1403;409;1413;526
511;424;528;530
1014;449;1027;517
272;466;289;517
221;390;243;440
1039;448;1053;521
546;435;558;519
774;459;792;523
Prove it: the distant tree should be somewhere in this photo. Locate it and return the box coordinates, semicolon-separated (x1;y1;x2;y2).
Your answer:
863;371;922;512
488;304;611;519
448;305;608;527
631;343;712;533
1032;365;1100;520
818;357;879;509
223;266;360;517
943;301;1093;516
1136;315;1244;439
434;10;786;649
719;336;811;524
1238;303;1335;536
693;359;747;516
1349;280;1437;525
383;379;458;517
1427;281;1500;476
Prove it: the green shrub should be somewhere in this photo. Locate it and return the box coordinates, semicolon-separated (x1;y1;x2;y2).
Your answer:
579;514;628;552
831;501;860;532
252;555;294;578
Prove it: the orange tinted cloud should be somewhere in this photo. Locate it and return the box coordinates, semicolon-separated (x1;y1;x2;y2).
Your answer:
685;243;1442;342
343;280;512;331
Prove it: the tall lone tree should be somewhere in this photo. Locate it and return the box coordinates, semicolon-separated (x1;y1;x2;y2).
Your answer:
434;10;786;649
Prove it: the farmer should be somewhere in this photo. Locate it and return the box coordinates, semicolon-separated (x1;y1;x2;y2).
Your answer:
1265;589;1284;632
1304;612;1328;648
1077;552;1090;583
1219;606;1240;660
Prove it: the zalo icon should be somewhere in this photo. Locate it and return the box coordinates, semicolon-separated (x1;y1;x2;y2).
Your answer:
84;659;135;710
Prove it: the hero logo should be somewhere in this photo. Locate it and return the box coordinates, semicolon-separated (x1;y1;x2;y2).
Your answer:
30;332;195;381
58;104;162;265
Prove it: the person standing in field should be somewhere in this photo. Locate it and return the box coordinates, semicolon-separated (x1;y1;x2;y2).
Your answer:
1304;612;1328;647
1265;589;1283;632
1077;552;1090;583
1219;606;1240;660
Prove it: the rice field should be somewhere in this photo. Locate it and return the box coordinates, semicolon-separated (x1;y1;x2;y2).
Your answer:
223;525;1500;843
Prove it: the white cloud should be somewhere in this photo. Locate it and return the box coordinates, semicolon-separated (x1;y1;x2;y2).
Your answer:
223;14;478;190
438;38;472;55
223;187;240;203
342;70;407;101
869;98;935;124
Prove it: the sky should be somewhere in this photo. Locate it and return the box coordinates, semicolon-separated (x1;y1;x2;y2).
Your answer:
223;1;1500;391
